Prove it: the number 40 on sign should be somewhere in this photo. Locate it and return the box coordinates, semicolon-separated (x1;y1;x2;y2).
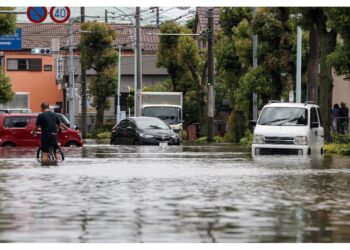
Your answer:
49;7;71;23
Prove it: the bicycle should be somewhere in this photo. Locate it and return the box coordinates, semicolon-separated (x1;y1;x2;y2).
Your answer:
32;131;65;162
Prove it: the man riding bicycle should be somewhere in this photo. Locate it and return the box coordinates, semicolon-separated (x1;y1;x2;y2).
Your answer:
33;102;63;164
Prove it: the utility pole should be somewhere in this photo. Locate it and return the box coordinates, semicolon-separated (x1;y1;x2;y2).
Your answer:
117;45;122;122
207;8;214;143
150;7;160;27
156;7;160;27
105;9;108;23
67;19;75;128
80;7;87;138
252;7;258;121
135;6;142;117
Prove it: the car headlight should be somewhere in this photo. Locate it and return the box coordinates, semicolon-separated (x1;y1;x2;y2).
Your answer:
171;133;179;139
139;133;153;138
295;136;308;145
253;135;264;144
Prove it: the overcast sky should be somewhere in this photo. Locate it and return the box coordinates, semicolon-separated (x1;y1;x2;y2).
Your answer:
15;7;196;25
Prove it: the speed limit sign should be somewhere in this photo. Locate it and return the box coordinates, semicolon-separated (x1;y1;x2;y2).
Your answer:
49;7;71;23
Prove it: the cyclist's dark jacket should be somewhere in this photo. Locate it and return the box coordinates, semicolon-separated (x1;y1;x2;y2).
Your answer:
36;111;61;153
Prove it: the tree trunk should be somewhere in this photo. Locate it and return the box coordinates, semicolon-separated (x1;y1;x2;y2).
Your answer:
271;71;283;100
95;99;105;131
307;23;320;103
319;26;336;142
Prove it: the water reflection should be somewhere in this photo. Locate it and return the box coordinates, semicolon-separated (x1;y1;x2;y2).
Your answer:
0;145;350;242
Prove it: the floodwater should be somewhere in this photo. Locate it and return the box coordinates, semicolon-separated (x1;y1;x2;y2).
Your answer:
0;144;350;243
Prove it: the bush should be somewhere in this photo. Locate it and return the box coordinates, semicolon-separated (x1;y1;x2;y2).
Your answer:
324;143;350;156
97;131;111;139
239;130;253;146
103;119;116;132
196;136;226;143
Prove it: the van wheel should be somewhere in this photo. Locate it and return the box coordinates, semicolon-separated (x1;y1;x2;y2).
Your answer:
65;141;80;147
1;142;15;147
133;139;140;145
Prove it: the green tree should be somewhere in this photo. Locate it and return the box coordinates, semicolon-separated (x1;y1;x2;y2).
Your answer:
157;21;183;92
326;8;350;77
157;21;206;125
80;22;118;130
215;8;252;142
296;8;337;141
0;7;16;35
0;67;14;104
0;7;16;105
252;7;306;100
216;7;309;142
219;7;252;36
317;8;337;141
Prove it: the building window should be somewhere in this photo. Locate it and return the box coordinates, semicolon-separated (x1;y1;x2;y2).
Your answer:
7;59;42;71
44;64;52;71
0;93;29;109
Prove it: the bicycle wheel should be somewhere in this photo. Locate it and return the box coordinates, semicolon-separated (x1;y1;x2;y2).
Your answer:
54;146;65;161
36;147;41;162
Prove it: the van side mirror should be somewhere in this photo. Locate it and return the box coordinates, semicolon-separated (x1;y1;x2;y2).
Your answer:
311;122;319;128
250;120;257;126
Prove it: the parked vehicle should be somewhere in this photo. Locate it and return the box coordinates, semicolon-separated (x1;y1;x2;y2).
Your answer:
141;92;183;133
0;108;31;114
110;117;181;146
251;101;324;156
0;114;83;147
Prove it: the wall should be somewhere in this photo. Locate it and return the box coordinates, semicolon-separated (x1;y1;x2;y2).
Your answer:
4;52;63;112
332;72;350;107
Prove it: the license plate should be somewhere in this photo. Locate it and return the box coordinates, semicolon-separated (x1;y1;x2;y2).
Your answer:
159;142;168;146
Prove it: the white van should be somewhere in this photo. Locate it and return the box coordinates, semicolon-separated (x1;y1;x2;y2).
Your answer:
251;101;324;156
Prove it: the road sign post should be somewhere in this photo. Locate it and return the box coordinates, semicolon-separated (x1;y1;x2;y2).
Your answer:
26;7;48;23
50;7;71;23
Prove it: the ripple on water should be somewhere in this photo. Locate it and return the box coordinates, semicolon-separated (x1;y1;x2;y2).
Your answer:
1;145;350;242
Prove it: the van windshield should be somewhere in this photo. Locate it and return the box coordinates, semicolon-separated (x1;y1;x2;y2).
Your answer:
258;107;308;126
143;107;181;125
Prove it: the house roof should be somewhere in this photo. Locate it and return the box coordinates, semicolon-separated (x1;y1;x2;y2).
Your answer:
194;7;221;34
16;23;160;52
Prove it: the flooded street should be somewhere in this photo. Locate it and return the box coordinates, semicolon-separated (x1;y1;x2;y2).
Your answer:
1;144;350;242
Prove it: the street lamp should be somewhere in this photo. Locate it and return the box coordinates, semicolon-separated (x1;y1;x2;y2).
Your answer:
113;7;138;117
116;43;127;123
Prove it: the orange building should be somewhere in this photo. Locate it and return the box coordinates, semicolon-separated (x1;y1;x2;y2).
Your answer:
1;51;63;112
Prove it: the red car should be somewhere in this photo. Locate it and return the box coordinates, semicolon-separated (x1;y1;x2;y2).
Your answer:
0;114;83;147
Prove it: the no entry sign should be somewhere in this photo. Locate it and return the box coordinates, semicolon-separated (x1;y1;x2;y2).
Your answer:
27;7;48;23
50;7;71;23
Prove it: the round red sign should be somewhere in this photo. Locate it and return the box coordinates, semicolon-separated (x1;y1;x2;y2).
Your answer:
49;7;71;24
27;7;48;24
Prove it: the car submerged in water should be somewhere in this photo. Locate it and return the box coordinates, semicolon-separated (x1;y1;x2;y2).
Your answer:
251;101;324;156
110;117;181;146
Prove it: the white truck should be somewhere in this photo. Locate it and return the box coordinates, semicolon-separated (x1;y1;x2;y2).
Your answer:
251;101;324;156
141;92;183;133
